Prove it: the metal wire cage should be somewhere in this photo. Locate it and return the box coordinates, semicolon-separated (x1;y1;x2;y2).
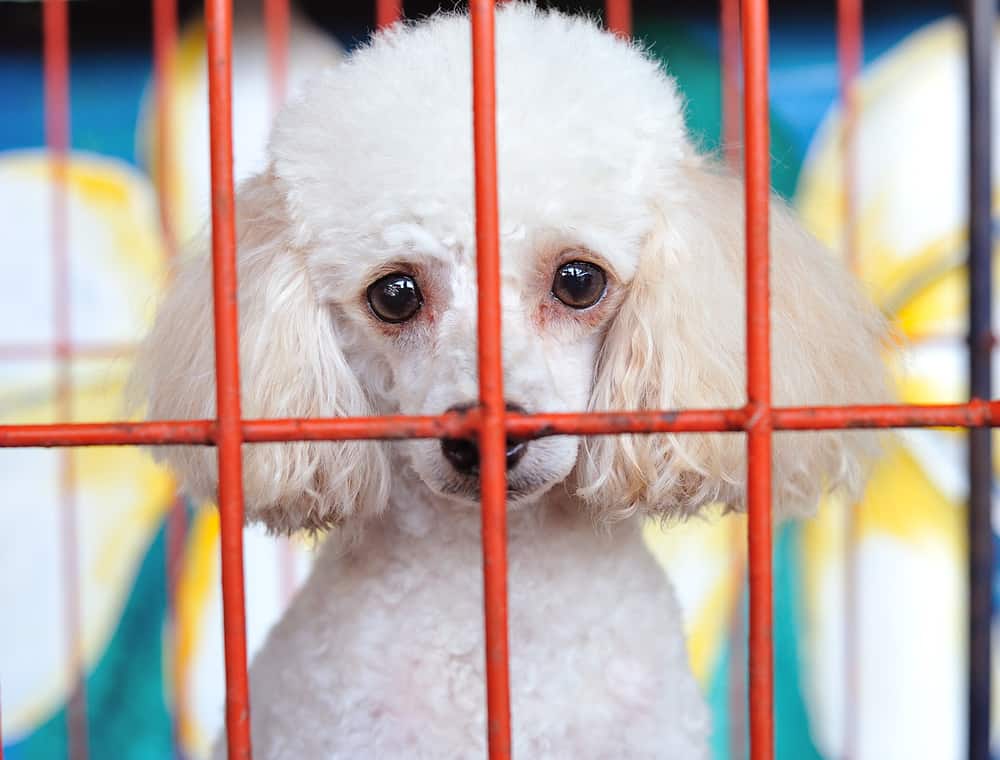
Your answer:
0;0;994;759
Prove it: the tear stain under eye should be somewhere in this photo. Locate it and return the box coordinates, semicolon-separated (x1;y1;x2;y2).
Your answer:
534;287;619;334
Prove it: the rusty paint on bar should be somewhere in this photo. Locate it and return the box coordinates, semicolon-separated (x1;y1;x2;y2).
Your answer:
246;413;477;442
742;0;774;756
204;0;253;757
605;0;632;37
7;401;1000;449
773;401;996;429
470;2;512;758
506;409;748;437
0;420;216;448
0;414;478;449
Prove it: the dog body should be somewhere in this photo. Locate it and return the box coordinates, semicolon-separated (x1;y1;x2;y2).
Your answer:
241;476;707;758
135;5;891;757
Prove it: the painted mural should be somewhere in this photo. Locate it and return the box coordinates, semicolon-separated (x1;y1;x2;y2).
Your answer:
0;4;995;759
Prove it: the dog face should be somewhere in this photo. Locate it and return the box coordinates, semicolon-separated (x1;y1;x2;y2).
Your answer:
323;218;635;508
133;5;892;534
270;6;688;510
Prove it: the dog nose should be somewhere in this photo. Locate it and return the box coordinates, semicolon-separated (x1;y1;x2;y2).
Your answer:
440;436;528;474
441;403;528;474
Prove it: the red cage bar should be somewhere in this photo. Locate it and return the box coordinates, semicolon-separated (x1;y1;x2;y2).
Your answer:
741;0;774;754
4;401;1000;448
205;0;253;757
264;0;289;113
837;0;861;275
605;0;632;38
6;1;994;759
152;0;194;753
43;0;89;758
836;0;863;756
2;398;1000;449
153;0;178;258
470;3;512;757
718;4;747;755
376;0;402;30
720;0;741;169
719;0;743;171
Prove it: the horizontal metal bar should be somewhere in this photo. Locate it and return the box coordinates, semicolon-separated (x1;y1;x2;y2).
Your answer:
0;421;217;447
506;409;748;435
517;402;998;433
0;414;474;447
773;401;996;429
1;401;997;449
246;414;478;441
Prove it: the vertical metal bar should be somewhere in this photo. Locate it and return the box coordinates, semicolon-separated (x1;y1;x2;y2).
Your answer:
966;0;993;757
725;550;748;759
152;2;187;755
264;0;289;116
836;1;862;757
153;0;178;258
165;494;186;757
741;0;773;757
470;2;511;758
44;2;89;758
720;0;741;169
605;0;632;38
837;0;861;275
721;4;747;754
205;0;253;757
376;0;402;30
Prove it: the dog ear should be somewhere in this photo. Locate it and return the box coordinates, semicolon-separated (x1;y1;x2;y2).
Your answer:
131;171;391;535
577;161;892;524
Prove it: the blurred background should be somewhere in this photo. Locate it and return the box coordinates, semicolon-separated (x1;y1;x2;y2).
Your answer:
0;0;996;758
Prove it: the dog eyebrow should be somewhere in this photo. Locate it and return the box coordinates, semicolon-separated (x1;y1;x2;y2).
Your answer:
380;222;451;259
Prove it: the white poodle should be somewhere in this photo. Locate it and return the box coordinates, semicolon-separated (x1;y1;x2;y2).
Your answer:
133;4;891;757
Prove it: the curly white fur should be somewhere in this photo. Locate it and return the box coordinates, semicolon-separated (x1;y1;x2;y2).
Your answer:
132;4;892;757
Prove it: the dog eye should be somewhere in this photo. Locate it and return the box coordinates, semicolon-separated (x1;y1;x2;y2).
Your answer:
551;261;607;309
367;273;423;323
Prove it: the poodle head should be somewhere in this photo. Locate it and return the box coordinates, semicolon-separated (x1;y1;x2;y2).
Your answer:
133;4;892;533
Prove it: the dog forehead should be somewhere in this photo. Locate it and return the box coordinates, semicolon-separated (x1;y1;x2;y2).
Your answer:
271;5;689;253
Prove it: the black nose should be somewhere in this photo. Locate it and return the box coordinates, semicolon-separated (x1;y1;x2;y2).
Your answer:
441;403;528;474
